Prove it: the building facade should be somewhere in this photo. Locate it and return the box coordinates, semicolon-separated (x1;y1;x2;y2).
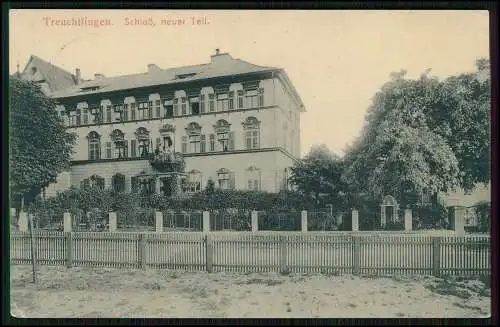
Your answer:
22;50;305;196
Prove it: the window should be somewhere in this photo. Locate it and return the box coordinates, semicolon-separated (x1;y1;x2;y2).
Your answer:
228;91;235;109
243;117;261;150
189;135;201;153
164;100;174;118
237;90;244;108
111;129;127;158
138;139;150;157
185;122;202;153
130;103;136;120
113;104;124;122
186;170;202;193
122;104;129;121
258;87;264;107
217;168;235;190
181;97;187;115
200;95;205;113
173;98;179;116
148;101;153;118
245;130;260;149
135;127;151;158
181;136;188;153
155;100;161;118
246;167;261;191
131;176;139;193
82;174;105;190
76;109;81;126
138;102;149;120
218;132;229;152
82;108;89;125
217;94;228;111
88;131;101;160
105;142;112;159
245;89;258;108
106;105;112;123
112;173;126;193
191;101;200;115
200;134;206;153
209;134;215;151
214;119;232;151
130;139;137;157
209;94;215;112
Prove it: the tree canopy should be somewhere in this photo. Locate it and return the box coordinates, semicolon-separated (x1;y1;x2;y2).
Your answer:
342;58;490;203
289;144;347;207
9;77;76;207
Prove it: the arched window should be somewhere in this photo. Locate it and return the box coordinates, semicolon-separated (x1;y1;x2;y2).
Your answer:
110;129;127;158
135;127;151;158
242;117;261;150
217;168;235;190
246;166;262;191
214;120;234;152
112;173;126;192
185;122;202;153
87;131;101;160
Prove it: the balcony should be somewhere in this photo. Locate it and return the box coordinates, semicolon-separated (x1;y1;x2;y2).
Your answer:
149;151;185;173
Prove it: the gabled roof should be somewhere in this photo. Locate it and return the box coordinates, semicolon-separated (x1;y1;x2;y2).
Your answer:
50;56;279;99
21;55;83;93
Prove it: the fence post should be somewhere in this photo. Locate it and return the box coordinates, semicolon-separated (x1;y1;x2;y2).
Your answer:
108;212;117;232
155;211;163;232
18;211;28;232
279;236;288;273
205;234;213;273
301;210;308;232
66;232;73;268
203;211;210;233
404;208;412;232
63;212;72;232
432;237;441;277
139;234;147;269
352;235;361;275
351;209;359;232
251;210;258;232
454;206;466;237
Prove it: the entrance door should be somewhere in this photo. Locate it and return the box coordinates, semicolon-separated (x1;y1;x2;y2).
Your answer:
385;206;394;223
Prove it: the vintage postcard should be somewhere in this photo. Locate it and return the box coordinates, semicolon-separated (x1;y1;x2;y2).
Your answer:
8;9;491;319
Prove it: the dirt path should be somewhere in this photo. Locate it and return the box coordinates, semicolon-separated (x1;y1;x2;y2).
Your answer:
10;265;490;318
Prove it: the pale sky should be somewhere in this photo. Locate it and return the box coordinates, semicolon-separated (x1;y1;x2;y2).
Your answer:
9;10;490;157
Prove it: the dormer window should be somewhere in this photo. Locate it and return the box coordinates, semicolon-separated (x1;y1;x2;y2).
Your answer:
175;73;197;79
80;86;100;92
31;67;37;75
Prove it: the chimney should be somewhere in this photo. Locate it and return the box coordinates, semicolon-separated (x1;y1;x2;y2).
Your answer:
147;64;161;74
94;73;105;80
75;68;81;84
210;48;232;64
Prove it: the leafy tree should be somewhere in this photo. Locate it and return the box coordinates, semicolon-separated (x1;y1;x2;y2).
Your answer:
436;59;490;192
342;59;490;206
9;77;76;208
289;144;347;208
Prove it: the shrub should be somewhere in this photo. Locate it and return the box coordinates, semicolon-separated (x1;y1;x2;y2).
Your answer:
474;200;490;233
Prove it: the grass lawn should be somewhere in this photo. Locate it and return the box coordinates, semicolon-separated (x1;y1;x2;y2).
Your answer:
10;265;490;319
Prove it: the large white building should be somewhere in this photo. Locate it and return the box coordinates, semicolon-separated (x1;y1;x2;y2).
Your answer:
19;50;305;196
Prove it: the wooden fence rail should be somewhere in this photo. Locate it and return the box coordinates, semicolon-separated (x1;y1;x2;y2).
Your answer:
10;231;490;277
